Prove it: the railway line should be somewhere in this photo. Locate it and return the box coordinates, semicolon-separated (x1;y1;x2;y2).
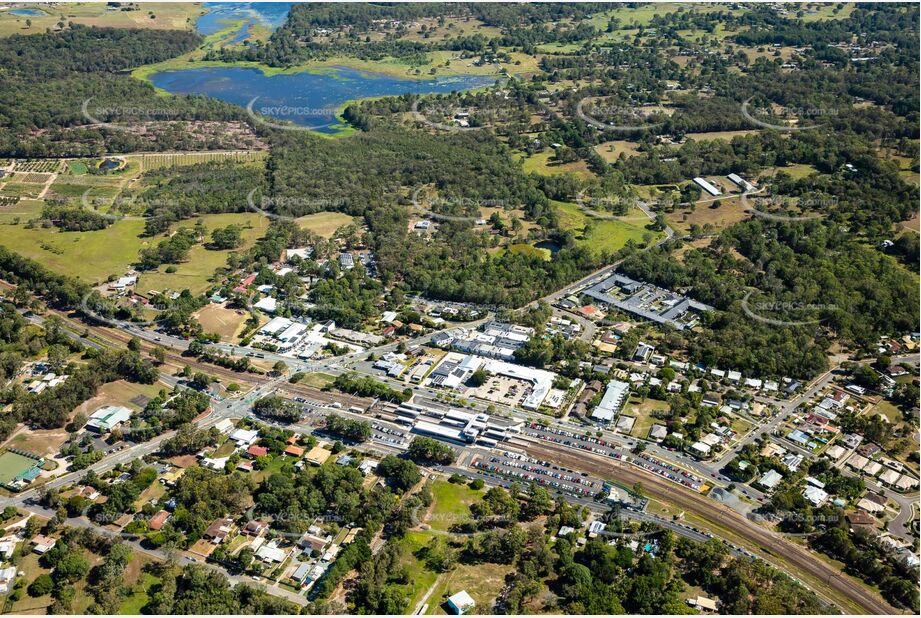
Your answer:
519;439;896;615
9;299;903;615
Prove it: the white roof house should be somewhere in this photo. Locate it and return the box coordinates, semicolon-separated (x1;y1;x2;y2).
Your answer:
857;497;885;513
447;590;476;615
0;540;16;560
230;428;259;447
879;469;900;485
255;543;289;563
253;296;278;313
803;485;829;506
759;469;783;490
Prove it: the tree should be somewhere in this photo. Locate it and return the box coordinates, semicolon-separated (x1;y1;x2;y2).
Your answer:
53;551;90;583
377;455;420;491
407;436;456;465
46;344;69;373
470;368;488;387
28;574;53;597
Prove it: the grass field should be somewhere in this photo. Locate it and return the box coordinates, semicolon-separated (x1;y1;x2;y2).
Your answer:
298;372;337;389
593;140;643;163
119;572;161;615
0;2;204;37
684;130;762;142
622;397;670;438
666;196;750;235
138;212;270;296
769;163;819;180
505;243;552;261
0;217;149;283
426;479;482;532
0;450;42;487
555;200;657;254
521;150;595;179
295;211;357;238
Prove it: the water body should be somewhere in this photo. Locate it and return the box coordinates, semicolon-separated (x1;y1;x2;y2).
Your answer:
149;66;496;133
9;8;46;17
534;240;562;255
196;2;292;44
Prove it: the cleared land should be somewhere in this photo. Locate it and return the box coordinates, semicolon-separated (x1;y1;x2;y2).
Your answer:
555;200;657;254
593;140;642;163
0;217;149;283
295;211;357;238
138;212;270;296
666;196;750;235
194;303;249;341
0;3;204;36
521;150;595;179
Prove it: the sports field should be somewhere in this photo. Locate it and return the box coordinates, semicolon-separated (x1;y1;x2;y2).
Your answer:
0;450;42;487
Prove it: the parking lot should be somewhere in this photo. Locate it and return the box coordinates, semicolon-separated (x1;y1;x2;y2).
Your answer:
522;422;705;492
470;451;600;499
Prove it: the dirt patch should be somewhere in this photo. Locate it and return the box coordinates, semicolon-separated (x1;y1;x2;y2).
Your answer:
1;426;69;458
194;303;248;341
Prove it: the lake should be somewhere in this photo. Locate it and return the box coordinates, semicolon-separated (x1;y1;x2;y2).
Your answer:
149;66;496;133
196;2;292;42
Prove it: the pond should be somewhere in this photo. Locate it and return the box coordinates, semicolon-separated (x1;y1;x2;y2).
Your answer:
9;8;46;17
149;66;496;133
534;240;562;255
196;2;292;44
100;158;122;171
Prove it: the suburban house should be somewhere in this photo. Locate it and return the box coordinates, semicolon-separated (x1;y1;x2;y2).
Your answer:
204;517;236;544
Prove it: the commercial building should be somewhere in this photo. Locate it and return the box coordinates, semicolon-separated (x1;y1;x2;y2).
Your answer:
85;405;132;433
582;273;712;331
591;380;629;423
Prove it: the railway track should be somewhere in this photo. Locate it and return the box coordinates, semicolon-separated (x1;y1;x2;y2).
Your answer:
520;439;896;615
